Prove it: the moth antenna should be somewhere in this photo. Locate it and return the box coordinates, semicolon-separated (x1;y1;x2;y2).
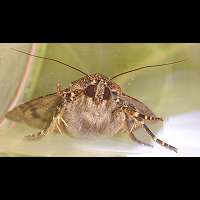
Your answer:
110;59;186;81
11;48;89;77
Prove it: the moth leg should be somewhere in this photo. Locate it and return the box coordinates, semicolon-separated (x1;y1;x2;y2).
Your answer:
126;117;153;148
25;129;49;141
25;117;61;141
129;131;153;148
143;123;178;153
56;82;62;96
25;119;56;141
25;106;66;141
56;123;63;134
55;115;68;134
123;106;163;122
60;117;68;128
123;107;153;148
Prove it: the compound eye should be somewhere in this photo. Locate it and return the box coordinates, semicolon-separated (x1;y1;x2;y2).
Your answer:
84;85;96;97
103;87;111;100
111;91;118;96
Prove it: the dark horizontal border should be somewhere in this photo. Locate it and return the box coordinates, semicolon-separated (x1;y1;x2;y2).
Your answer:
1;157;199;171
0;157;198;192
2;2;199;43
0;28;200;43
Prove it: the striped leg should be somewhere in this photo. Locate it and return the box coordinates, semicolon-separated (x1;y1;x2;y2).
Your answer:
125;113;153;148
56;82;62;96
134;112;163;121
129;131;153;148
123;106;177;152
25;118;57;140
143;124;178;153
25;107;67;141
123;107;163;122
25;129;48;141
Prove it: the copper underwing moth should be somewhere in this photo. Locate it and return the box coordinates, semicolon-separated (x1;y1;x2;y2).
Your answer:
6;48;185;153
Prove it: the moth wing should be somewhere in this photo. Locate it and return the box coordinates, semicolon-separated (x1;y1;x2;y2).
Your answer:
121;94;157;118
6;93;62;130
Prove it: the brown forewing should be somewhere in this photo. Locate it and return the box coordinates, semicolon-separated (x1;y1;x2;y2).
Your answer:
121;94;157;118
5;93;62;130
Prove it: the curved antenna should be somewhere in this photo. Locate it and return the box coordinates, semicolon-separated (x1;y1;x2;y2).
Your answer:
11;48;89;76
110;59;186;81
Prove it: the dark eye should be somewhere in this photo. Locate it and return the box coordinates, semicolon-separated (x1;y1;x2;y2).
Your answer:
111;91;118;96
85;85;96;97
103;87;111;100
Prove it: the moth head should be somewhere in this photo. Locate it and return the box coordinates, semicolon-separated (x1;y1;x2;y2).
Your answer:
84;74;113;105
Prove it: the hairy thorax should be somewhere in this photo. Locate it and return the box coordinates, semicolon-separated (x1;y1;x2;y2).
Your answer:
63;95;126;138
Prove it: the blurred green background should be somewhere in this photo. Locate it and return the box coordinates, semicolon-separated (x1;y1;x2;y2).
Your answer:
0;43;199;156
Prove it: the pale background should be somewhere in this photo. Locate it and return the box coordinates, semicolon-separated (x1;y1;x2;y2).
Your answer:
0;43;199;157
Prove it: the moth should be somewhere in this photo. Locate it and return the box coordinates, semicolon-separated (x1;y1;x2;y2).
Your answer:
5;48;184;153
